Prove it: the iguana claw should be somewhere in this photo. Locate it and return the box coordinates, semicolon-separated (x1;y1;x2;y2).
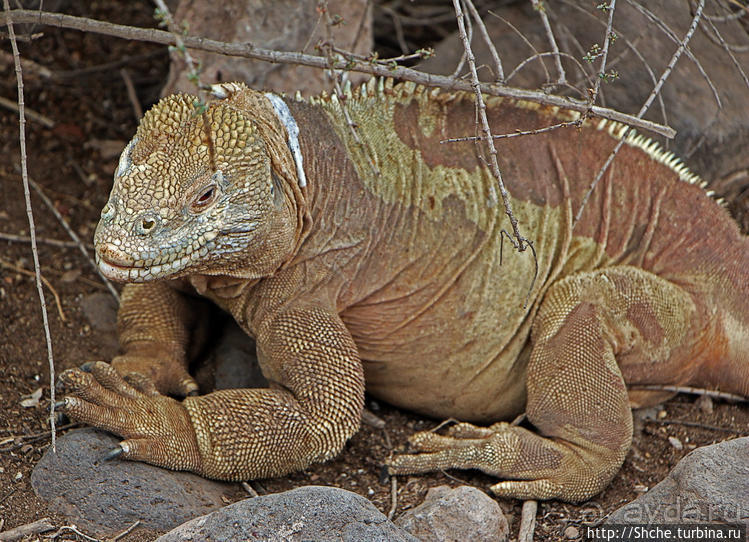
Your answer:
104;446;124;461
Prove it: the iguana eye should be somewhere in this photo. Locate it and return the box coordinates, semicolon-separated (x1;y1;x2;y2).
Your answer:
191;185;217;211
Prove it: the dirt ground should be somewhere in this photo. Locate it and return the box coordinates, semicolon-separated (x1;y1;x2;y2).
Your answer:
1;2;748;541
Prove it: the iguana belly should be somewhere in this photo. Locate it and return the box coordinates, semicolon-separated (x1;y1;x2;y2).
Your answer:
341;221;542;422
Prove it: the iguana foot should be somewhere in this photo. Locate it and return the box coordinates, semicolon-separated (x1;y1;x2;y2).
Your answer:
110;352;199;397
388;421;579;501
58;361;203;473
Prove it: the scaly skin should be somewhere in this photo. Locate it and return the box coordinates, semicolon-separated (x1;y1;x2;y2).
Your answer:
59;80;749;503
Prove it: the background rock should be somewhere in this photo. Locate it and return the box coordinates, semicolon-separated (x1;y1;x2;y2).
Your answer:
156;485;419;542
162;0;373;96
31;428;239;537
395;485;509;542
79;292;119;358
606;437;749;526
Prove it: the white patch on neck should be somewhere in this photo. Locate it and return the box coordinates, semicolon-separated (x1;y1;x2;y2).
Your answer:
264;93;307;188
116;137;137;178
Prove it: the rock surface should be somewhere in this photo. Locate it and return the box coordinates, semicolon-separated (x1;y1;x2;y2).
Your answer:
395;485;509;542
156;485;419;542
79;292;119;358
31;428;238;537
606;437;749;526
162;0;373;97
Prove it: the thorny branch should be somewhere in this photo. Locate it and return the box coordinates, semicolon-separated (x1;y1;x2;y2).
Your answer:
2;0;56;453
0;9;677;138
453;0;524;245
574;0;706;225
588;0;617;105
530;0;566;85
463;0;504;82
24;173;120;303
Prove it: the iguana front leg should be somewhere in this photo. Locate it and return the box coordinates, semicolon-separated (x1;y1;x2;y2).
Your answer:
59;306;365;480
110;282;203;396
389;266;697;502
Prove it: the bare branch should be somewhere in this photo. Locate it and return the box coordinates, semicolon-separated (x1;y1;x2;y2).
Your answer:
387;475;398;520
507;51;588;90
588;0;617;105
0;95;54;127
530;0;566;85
442;119;582;143
452;0;530;254
0;518;55;542
575;0;706;224
558;1;669;130
3;0;56;454
703;16;749;89
25;173;120;303
119;67;142;120
631;384;748;403
463;0;504;82
0;231;85;248
626;0;721;111
0;9;676;138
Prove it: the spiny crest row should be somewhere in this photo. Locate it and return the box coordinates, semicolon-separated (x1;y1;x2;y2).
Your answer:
298;77;711;198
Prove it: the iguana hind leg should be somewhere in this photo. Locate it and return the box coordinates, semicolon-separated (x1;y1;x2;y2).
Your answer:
389;266;697;502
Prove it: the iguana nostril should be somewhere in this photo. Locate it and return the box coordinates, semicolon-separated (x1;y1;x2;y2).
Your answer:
133;213;160;235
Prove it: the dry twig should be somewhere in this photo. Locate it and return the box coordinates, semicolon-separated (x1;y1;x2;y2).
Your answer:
463;0;504;82
387;475;398;520
25;174;120;302
241;481;259;498
651;418;748;435
587;0;617;105
530;0;566;85
0;258;66;322
0;9;677;138
119;67;142;120
558;0;669;130
442;119;582;143
452;0;530;252
575;0;706;224
48;525;99;542
0;518;55;542
3;0;56;454
111;520;141;542
0;231;82;249
631;384;748;403
626;0;721;111
0;95;54;127
518;499;538;542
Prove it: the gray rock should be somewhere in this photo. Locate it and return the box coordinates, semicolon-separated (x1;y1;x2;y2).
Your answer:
606;437;749;526
31;428;237;537
211;320;267;390
162;0;372;97
79;292;119;358
395;485;509;542
79;292;117;332
156;485;419;542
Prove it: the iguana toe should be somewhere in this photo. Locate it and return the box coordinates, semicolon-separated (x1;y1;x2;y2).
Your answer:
490;479;564;501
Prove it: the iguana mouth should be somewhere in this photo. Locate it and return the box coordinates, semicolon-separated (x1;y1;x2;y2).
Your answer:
96;242;194;282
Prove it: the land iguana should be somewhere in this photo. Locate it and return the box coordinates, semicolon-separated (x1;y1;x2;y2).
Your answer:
58;79;749;503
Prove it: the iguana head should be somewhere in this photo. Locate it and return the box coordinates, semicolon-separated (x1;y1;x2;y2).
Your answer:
95;83;305;282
